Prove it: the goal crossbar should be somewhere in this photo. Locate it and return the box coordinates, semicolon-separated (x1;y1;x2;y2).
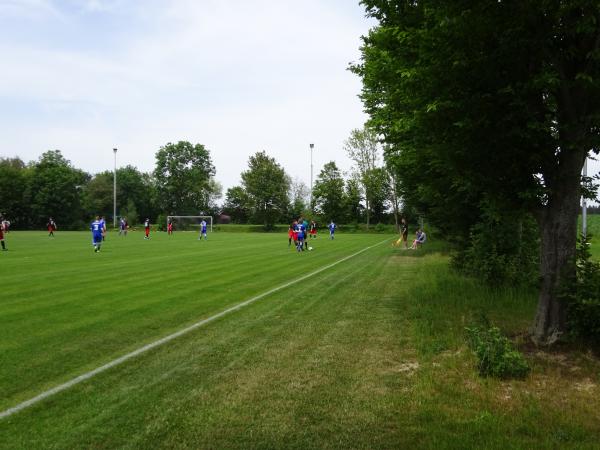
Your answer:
167;215;213;232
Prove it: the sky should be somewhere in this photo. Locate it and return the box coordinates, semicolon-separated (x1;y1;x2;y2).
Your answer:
0;0;376;195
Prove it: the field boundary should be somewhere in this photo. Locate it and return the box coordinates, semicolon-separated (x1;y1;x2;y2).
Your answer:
0;238;390;420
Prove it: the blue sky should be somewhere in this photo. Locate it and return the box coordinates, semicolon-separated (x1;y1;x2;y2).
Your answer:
4;0;596;206
1;0;376;193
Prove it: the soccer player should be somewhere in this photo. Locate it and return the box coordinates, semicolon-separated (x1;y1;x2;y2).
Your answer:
198;219;208;240
296;221;305;252
144;218;150;239
91;216;103;252
100;216;107;241
0;215;7;251
328;220;336;240
167;218;173;235
47;218;57;237
309;220;317;239
119;217;127;236
288;223;294;247
401;218;409;249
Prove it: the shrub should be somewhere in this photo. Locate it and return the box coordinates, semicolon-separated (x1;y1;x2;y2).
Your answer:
452;208;539;287
374;222;386;233
561;235;600;346
466;325;530;379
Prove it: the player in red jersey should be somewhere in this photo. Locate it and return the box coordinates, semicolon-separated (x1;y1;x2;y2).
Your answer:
47;218;57;237
309;220;317;239
291;221;299;247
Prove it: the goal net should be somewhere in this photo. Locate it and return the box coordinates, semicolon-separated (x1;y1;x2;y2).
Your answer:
167;216;213;233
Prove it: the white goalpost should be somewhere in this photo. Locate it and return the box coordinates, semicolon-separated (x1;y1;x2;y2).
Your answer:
167;215;213;233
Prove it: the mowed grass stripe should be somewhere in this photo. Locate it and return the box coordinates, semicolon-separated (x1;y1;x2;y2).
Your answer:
0;241;403;449
0;232;390;412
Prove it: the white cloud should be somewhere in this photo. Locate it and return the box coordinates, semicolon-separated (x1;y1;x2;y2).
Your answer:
0;1;374;192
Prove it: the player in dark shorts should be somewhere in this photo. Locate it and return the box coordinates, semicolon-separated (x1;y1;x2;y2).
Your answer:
47;218;57;237
0;215;7;251
401;218;408;249
288;223;295;247
309;220;317;239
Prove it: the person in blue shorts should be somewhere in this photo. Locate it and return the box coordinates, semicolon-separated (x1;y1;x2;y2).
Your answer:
198;219;208;240
328;220;336;240
296;221;305;252
91;215;103;252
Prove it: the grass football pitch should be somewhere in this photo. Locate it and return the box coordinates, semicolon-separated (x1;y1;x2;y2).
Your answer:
1;230;599;449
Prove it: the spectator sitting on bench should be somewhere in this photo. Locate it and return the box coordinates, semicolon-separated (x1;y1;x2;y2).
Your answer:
410;229;426;249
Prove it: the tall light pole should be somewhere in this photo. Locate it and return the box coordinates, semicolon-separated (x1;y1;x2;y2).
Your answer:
582;156;588;239
309;143;314;211
113;148;118;228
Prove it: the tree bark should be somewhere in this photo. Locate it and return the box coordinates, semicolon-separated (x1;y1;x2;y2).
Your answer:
532;148;586;345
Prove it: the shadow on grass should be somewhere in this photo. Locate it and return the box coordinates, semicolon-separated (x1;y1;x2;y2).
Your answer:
389;240;451;258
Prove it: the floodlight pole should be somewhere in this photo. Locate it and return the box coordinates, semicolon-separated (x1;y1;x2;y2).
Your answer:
582;156;588;239
113;148;118;228
309;143;314;212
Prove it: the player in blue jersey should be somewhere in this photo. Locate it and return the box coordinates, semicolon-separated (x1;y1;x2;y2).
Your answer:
198;220;208;240
119;217;128;236
91;216;103;252
296;221;305;252
328;220;336;240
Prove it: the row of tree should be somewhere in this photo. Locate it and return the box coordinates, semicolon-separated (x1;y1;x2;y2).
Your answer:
352;0;600;345
1;135;402;230
222;133;397;229
0;142;218;230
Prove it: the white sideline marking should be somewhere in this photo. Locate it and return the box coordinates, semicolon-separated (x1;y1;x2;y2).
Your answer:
0;238;390;420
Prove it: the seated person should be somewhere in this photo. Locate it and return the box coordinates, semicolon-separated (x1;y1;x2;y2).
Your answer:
411;229;426;249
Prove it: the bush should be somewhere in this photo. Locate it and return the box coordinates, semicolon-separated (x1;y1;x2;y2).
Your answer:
561;235;600;346
452;208;539;287
466;325;530;379
374;222;386;233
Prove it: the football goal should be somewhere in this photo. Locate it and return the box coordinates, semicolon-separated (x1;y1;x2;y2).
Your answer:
167;215;213;232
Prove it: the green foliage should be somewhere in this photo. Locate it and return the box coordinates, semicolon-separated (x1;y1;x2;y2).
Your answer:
28;150;89;229
344;127;383;227
82;171;113;218
222;186;251;223
344;176;363;223
374;222;386;233
466;324;530;379
153;141;215;214
0;157;30;227
353;1;600;341
313;161;346;222
561;235;600;346
453;209;540;287
241;151;289;230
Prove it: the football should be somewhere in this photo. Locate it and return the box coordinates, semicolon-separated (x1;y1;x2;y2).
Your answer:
308;247;313;251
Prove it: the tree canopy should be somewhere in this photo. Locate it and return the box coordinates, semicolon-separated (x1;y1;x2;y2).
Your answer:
353;0;600;344
241;151;290;230
153;141;216;214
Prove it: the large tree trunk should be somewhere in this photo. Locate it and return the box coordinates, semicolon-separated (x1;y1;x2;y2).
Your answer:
532;148;586;345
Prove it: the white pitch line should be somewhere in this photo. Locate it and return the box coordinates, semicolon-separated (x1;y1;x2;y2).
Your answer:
0;238;390;420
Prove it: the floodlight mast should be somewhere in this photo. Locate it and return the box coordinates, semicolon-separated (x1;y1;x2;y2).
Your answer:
310;143;314;212
113;148;118;228
582;156;588;238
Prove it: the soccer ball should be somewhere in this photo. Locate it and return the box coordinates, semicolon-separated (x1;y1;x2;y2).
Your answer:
308;247;313;251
